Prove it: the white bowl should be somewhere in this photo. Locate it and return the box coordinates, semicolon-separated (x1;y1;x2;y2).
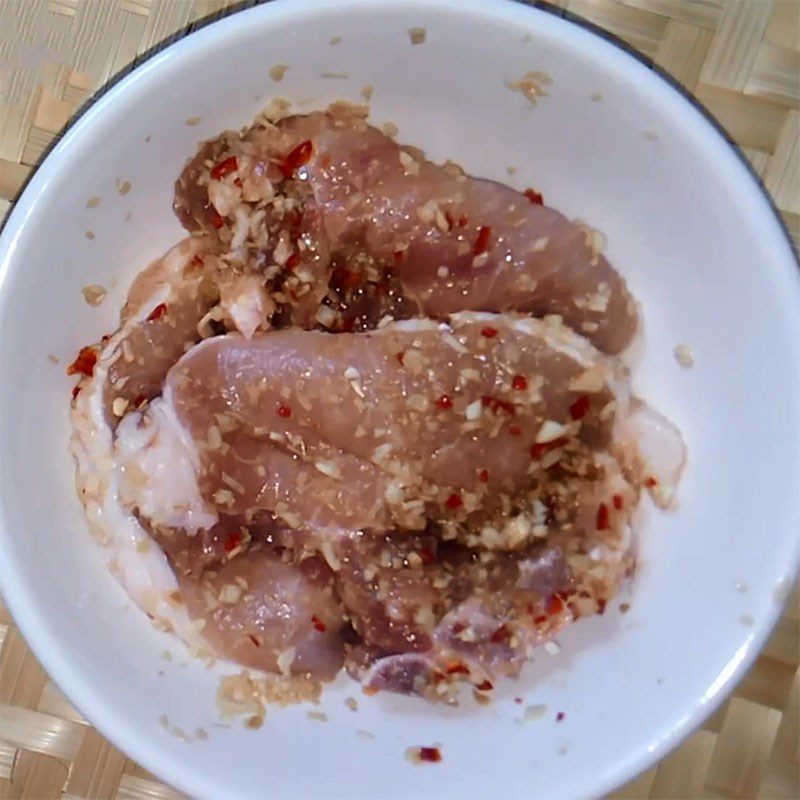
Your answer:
1;1;798;797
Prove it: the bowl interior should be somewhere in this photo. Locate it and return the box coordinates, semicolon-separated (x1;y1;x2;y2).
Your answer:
1;1;798;798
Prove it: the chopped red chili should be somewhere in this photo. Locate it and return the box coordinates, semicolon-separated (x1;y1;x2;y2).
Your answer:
612;493;624;510
524;188;544;205
418;747;442;763
311;614;327;633
247;633;261;648
445;493;463;510
475;679;493;691
436;394;453;410
71;384;81;400
419;547;436;564
546;594;564;616
395;351;405;366
333;266;362;289
480;326;498;338
508;424;523;437
190;254;204;269
146;303;167;322
596;598;607;615
478;468;489;483
67;346;98;377
392;249;406;266
569;394;590;421
474;225;492;255
446;662;470;676
210;155;238;180
276;403;292;418
280;139;313;178
133;393;146;407
644;476;659;488
285;253;300;270
512;374;528;391
596;502;610;530
457;214;468;227
224;531;243;553
319;153;332;168
209;209;225;229
490;624;511;644
530;437;568;459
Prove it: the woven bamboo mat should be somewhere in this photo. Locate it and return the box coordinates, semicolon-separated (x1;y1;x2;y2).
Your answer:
0;1;798;798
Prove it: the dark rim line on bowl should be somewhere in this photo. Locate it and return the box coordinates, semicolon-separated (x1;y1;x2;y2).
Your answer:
0;2;798;799
1;0;797;274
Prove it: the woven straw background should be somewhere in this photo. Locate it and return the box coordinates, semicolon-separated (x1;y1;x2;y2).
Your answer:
0;1;798;798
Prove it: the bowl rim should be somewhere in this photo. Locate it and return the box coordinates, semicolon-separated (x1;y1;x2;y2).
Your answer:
0;1;798;798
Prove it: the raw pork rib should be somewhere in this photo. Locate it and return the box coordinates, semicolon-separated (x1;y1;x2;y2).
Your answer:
69;105;684;702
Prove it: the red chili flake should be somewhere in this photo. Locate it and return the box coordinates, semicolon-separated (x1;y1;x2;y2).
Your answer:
247;633;261;648
67;346;98;377
555;711;565;722
480;326;498;338
533;614;548;625
524;188;544;205
569;394;590;421
596;502;610;531
644;476;659;488
190;254;204;269
443;210;455;230
146;303;167;322
395;351;405;366
457;214;468;227
451;621;465;634
418;747;442;764
445;493;463;510
133;393;146;407
473;225;492;255
320;153;332;168
508;424;523;437
392;249;407;266
362;686;379;696
546;594;564;616
436;394;453;410
210;155;238;180
233;177;242;188
612;493;624;510
596;598;607;615
446;662;470;676
224;531;243;553
530;437;568;459
568;601;581;620
419;547;436;564
71;384;81;400
490;624;511;644
475;679;493;692
280;139;313;178
209;209;225;229
478;468;489;483
334;267;362;289
512;374;528;391
285;253;300;270
276;403;292;419
340;315;356;333
311;614;327;633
